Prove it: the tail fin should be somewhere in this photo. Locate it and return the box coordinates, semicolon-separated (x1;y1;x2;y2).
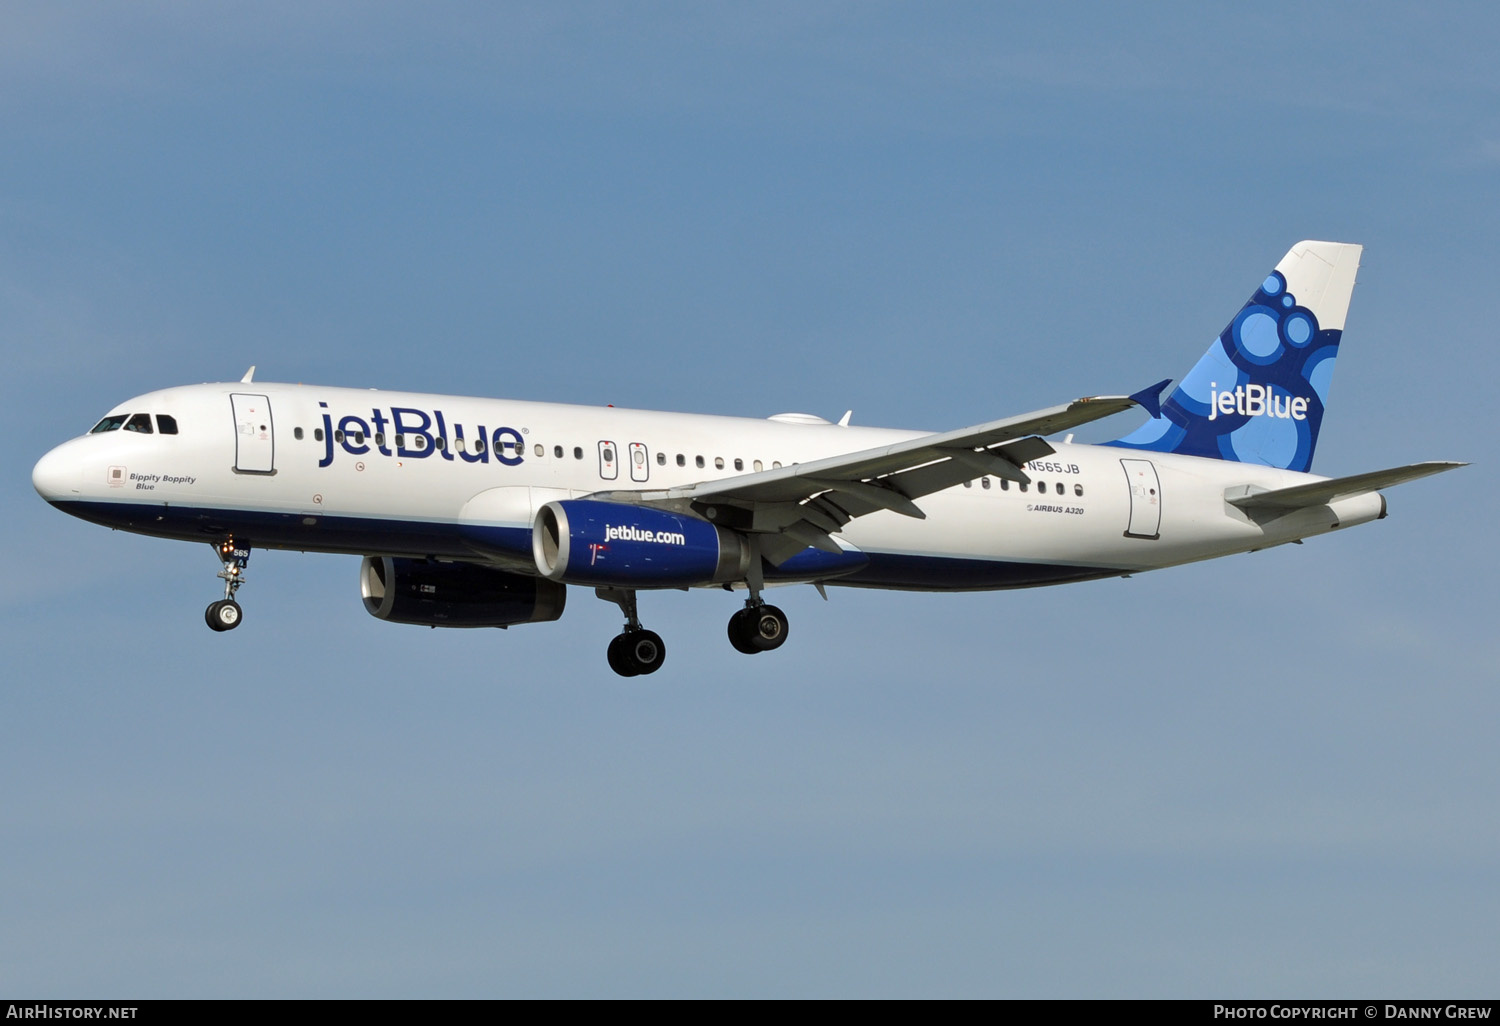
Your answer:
1108;240;1362;472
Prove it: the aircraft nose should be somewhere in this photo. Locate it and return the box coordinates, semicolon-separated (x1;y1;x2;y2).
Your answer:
32;444;83;503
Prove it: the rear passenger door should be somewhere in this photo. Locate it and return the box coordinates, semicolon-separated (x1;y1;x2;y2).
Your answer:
1120;458;1161;539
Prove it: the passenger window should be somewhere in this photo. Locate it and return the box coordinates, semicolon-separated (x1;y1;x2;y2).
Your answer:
1019;481;1028;493
981;477;991;489
553;445;561;458
414;436;426;450
772;461;782;469
435;437;446;451
657;452;666;466
753;460;763;472
602;447;614;463
315;428;325;442
156;415;179;435
714;457;724;470
125;413;153;433
353;431;365;444
734;458;743;471
695;456;705;468
395;434;404;447
91;415;126;433
376;432;385;447
334;429;345;443
963;480;972;488
1001;479;1010;491
676;454;685;467
1074;484;1084;497
574;447;583;460
294;427;304;441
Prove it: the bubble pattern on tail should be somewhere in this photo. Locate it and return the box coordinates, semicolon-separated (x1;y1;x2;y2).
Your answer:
1107;269;1341;473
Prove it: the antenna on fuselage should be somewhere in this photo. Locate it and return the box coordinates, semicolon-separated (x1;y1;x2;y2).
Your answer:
241;366;256;383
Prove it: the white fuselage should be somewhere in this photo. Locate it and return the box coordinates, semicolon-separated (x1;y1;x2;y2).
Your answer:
32;382;1385;591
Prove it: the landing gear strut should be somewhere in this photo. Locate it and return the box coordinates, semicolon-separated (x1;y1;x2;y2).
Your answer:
596;587;666;677
727;537;789;654
205;538;249;632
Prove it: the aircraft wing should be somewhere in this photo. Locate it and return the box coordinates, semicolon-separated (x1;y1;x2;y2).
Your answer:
595;393;1140;564
1227;461;1467;511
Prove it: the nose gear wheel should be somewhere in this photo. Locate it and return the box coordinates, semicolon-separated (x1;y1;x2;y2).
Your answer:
206;599;243;632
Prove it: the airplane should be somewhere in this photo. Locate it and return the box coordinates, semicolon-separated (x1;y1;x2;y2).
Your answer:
32;240;1463;676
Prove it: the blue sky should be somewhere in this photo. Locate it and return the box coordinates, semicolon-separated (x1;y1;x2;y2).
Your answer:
3;3;1495;997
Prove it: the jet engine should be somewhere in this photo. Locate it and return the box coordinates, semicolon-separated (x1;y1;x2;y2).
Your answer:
532;499;750;588
360;557;566;628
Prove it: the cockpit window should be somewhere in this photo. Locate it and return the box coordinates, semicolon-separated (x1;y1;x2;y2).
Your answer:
124;413;154;433
91;415;127;433
156;415;179;435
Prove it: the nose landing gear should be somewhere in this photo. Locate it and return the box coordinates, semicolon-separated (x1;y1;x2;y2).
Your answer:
206;538;249;632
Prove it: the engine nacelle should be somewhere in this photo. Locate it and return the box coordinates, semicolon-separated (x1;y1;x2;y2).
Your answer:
360;557;566;628
532;499;750;588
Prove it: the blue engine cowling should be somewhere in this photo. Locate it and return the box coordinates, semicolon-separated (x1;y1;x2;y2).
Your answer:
532;499;750;588
360;557;566;628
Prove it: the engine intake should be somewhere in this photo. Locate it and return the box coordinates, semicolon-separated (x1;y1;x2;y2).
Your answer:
360;557;566;628
532;499;749;588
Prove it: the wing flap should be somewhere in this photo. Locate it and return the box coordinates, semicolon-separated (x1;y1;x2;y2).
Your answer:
804;478;926;519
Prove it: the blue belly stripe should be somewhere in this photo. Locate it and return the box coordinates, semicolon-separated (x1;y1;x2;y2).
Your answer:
48;499;1118;591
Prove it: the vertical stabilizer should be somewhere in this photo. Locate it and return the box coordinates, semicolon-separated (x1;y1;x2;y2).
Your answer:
1108;240;1362;472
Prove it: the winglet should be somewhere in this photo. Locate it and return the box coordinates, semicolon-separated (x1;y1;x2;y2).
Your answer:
1129;378;1172;420
241;366;257;383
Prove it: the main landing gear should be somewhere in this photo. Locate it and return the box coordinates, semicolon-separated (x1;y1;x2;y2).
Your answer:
205;538;249;632
592;545;793;675
727;536;788;655
727;601;789;655
597;588;666;677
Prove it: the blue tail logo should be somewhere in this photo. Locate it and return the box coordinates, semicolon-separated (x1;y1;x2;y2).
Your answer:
1108;241;1362;473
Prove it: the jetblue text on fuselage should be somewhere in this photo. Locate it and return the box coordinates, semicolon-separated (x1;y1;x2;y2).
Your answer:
318;403;525;468
1207;382;1309;422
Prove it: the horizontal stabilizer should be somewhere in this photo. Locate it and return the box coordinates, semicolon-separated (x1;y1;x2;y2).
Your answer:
1227;461;1466;511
